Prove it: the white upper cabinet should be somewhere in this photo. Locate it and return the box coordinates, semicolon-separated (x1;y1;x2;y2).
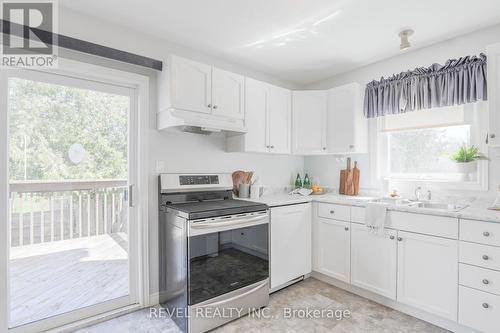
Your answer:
268;85;291;154
292;91;327;155
396;231;458;321
170;55;212;114
226;78;291;154
157;55;246;133
351;224;397;300
212;67;245;120
326;83;368;154
487;43;500;147
229;78;268;153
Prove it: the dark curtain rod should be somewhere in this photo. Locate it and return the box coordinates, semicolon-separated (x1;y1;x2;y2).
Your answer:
1;19;163;71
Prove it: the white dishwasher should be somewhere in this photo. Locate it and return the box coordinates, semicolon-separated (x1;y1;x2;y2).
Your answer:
270;202;312;291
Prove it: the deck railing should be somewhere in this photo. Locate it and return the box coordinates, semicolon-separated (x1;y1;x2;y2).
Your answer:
9;180;128;247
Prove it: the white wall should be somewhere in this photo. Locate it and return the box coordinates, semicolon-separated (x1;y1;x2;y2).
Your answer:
58;8;304;297
305;24;500;197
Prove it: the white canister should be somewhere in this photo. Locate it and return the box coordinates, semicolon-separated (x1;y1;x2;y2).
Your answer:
250;184;261;199
239;184;250;198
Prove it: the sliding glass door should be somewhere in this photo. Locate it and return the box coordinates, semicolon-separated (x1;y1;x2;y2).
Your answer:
1;68;139;329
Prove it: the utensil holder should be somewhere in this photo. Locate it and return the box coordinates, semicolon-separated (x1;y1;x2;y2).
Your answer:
239;184;250;198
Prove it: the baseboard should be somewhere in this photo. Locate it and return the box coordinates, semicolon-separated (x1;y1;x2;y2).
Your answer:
311;272;479;333
149;292;160;306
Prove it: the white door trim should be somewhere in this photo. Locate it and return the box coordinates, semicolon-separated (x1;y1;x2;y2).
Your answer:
0;58;150;333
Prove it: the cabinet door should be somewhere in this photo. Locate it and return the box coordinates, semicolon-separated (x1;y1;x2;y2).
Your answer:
171;56;212;114
326;83;366;153
292;91;327;155
313;217;350;282
243;78;269;153
270;203;311;289
268;85;291;154
351;224;397;299
396;231;458;321
487;43;500;147
212;68;244;120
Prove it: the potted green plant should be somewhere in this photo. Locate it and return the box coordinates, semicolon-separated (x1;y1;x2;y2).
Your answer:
450;145;488;181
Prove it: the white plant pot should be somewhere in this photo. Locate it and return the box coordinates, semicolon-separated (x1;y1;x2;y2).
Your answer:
454;161;477;181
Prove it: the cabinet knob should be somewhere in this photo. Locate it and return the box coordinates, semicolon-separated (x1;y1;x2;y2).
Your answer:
349;145;355;149
482;255;489;260
207;104;212;108
397;237;403;241
491;133;496;139
213;105;218;109
483;231;491;237
483;279;490;285
330;210;335;214
270;145;275;149
389;235;395;240
344;227;349;231
322;147;326;150
482;303;489;309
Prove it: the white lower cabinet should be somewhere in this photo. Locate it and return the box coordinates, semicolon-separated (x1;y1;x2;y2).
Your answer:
459;285;500;333
270;203;311;290
396;231;458;321
313;217;350;282
351;224;397;299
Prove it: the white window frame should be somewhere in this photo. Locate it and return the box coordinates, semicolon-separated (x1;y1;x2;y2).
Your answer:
0;58;150;333
375;103;489;192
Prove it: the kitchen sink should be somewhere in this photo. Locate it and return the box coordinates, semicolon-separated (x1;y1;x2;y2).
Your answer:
372;198;412;205
407;201;468;212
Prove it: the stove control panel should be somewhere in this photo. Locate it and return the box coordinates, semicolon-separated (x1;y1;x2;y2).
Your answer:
179;175;219;185
160;173;232;193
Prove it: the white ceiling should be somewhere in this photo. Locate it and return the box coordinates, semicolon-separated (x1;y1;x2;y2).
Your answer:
61;0;500;85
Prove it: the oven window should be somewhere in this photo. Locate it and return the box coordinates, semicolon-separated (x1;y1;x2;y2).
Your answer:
188;224;268;305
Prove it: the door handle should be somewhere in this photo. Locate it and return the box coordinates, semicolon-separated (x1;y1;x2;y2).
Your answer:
128;184;135;207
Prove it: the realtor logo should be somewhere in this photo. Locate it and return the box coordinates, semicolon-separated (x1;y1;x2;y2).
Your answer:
1;0;58;68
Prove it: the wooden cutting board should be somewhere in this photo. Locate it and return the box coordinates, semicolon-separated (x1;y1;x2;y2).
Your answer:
339;158;351;195
339;158;359;196
345;159;354;195
352;161;360;196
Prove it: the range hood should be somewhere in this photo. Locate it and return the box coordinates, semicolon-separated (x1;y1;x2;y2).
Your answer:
157;108;247;135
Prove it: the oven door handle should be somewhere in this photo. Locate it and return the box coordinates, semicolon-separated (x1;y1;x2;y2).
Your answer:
191;214;268;229
197;280;269;307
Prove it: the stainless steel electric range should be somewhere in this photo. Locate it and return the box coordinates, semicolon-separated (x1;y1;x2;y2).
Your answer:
158;173;270;333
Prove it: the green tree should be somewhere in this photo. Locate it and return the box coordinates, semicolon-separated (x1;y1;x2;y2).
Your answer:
8;78;129;181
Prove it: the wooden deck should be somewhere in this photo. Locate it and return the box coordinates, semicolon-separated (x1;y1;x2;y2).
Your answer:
9;233;129;327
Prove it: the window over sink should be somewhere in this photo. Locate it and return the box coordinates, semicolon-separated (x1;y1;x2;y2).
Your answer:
377;103;489;189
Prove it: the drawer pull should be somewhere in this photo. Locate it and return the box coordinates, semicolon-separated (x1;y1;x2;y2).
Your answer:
344;227;349;231
483;279;490;285
397;237;403;241
482;303;489;309
483;255;490;260
389;235;395;240
330;210;335;214
483;231;491;237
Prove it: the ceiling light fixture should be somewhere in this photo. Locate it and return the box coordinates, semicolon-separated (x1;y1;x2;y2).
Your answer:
399;29;414;51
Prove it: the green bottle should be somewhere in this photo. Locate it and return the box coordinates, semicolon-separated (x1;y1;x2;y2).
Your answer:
294;173;302;189
303;173;311;189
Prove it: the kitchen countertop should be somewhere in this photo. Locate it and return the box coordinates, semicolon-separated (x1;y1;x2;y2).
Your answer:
239;193;500;223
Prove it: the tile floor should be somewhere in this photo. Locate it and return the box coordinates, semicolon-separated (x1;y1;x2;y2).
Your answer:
77;278;449;333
